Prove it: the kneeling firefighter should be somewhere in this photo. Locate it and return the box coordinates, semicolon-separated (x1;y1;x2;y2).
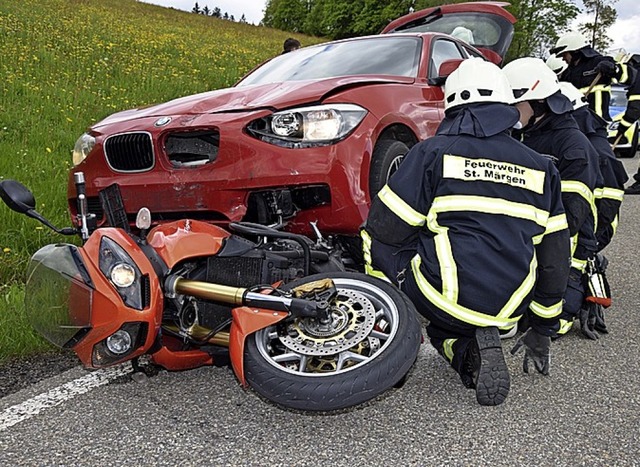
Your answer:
361;58;571;406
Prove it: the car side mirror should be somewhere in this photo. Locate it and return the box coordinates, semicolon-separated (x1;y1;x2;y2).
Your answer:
0;179;37;214
428;58;465;86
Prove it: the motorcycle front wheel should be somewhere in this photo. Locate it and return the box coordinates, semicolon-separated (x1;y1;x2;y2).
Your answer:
244;272;422;411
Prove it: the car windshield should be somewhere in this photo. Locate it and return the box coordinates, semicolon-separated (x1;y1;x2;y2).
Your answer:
237;36;421;86
25;244;93;348
610;87;628;107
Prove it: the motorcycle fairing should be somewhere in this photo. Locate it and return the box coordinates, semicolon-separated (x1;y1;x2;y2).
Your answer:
229;306;288;386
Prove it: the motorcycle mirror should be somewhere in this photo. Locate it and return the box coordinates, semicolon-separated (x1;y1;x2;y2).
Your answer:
136;207;152;230
0;180;37;214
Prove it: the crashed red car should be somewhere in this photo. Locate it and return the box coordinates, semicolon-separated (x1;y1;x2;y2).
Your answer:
68;2;515;236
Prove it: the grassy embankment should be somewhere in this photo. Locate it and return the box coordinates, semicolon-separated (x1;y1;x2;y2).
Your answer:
0;0;315;362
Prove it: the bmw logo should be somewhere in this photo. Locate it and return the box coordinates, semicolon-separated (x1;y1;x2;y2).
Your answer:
154;116;172;127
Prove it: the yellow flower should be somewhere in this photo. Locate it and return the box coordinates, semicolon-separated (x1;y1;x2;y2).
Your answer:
3;248;10;253
46;147;52;153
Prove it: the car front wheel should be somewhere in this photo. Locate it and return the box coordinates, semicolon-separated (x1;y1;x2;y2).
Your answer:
368;140;410;198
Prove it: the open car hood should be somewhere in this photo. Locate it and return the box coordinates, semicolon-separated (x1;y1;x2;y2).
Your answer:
381;1;516;64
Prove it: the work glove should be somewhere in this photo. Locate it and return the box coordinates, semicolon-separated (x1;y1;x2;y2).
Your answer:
579;303;599;340
594;59;616;77
510;328;551;375
593;303;608;334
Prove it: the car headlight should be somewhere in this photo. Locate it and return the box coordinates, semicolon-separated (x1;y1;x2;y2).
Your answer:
72;133;96;166
98;236;147;310
247;104;367;148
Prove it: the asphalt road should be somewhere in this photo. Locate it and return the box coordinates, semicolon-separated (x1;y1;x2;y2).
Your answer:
1;156;640;466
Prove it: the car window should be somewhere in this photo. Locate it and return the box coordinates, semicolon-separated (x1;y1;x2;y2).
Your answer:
237;37;422;86
430;39;465;77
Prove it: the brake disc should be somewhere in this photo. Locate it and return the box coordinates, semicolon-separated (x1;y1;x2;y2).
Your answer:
279;289;376;356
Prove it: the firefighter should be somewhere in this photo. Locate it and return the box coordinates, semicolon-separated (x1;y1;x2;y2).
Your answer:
503;57;600;339
550;31;616;121
557;81;627;337
558;82;628;252
361;58;570;406
551;31;640;194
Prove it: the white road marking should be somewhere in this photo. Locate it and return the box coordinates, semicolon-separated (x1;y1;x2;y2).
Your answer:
0;364;131;431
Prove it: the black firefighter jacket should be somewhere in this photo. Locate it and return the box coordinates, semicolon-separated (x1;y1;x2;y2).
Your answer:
364;104;571;336
520;111;600;272
571;106;628;250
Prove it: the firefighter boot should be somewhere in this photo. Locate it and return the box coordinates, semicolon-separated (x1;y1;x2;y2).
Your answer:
463;327;510;406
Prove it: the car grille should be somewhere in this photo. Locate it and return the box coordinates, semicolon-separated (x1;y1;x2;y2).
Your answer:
104;132;154;172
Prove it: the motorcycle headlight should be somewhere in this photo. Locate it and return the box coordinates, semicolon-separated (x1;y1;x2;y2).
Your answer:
247;104;367;148
72;133;96;166
99;237;147;310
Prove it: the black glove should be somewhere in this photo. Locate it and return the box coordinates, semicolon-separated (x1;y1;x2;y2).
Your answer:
579;303;599;340
510;328;551;375
595;59;616;77
593;303;608;334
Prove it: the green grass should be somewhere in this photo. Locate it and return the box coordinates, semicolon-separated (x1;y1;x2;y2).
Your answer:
0;0;319;363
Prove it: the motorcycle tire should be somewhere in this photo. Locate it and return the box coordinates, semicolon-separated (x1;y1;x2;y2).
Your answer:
244;272;422;411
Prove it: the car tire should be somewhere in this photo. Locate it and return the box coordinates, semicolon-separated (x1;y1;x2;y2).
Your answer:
369;140;409;198
616;125;639;158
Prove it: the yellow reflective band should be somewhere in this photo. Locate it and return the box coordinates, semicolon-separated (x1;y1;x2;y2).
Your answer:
570;233;578;256
596;187;624;201
571;257;587;271
530;300;563;319
556;319;574;335
411;255;521;328
497;255;537;320
619;64;629;84
545;213;569;235
364;264;390;281
442;154;546;194
620;118;634;128
430;195;550;227
378;185;427;227
361;230;374;265
629;95;640;101
443;339;456;363
612;214;619;235
425;209;458;302
561;180;594;205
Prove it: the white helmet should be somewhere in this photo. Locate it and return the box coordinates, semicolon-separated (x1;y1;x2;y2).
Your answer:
503;57;560;102
444;57;513;111
503;57;573;114
545;55;567;76
559;82;588;110
550;31;589;56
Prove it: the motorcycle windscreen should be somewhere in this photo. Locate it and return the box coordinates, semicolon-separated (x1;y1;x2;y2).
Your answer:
25;244;93;348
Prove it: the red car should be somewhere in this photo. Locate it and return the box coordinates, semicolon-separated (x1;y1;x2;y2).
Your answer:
69;2;515;237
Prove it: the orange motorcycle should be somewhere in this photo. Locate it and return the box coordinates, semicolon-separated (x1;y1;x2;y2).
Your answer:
0;175;421;411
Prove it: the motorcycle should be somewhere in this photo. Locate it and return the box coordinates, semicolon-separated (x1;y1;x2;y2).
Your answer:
0;174;422;411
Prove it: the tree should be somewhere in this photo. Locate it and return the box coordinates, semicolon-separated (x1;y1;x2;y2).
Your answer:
192;2;201;14
212;7;221;18
263;0;309;33
506;0;579;61
239;14;247;23
202;5;210;16
578;0;618;51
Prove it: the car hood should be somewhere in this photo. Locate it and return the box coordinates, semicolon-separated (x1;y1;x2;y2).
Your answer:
92;75;414;128
381;1;516;63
